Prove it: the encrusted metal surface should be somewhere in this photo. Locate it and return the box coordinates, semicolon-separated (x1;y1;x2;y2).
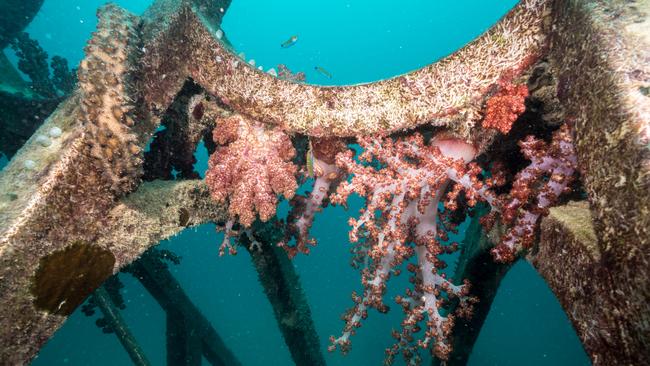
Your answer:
0;7;154;362
141;0;549;137
546;1;650;364
531;202;605;360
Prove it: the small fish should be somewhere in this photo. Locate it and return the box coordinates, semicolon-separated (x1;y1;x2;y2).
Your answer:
281;35;298;48
314;66;332;79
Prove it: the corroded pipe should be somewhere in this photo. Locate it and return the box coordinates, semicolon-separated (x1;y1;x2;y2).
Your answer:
129;249;241;366
544;1;650;364
93;286;152;366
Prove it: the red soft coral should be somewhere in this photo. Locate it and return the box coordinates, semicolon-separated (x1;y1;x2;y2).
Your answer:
206;114;298;227
482;82;529;134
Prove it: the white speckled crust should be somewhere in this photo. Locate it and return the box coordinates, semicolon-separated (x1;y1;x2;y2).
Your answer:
141;0;549;138
544;1;650;364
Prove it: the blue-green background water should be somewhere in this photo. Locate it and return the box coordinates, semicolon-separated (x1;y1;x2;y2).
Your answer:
1;0;591;365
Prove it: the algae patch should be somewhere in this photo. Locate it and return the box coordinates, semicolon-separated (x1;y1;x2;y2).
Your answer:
31;242;115;315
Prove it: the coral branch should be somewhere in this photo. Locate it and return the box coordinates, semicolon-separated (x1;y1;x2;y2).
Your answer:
10;32;56;98
322;126;577;362
327;134;480;363
275;124;577;363
282;138;347;258
491;124;578;262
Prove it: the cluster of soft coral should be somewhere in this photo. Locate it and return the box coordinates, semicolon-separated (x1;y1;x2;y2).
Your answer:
484;124;578;262
205;113;298;255
283;127;576;364
481;81;529;134
203;94;577;364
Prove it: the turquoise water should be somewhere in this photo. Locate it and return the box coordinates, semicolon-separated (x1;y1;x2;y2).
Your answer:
2;0;591;365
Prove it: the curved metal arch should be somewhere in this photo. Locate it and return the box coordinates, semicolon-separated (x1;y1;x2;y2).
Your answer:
141;0;549;137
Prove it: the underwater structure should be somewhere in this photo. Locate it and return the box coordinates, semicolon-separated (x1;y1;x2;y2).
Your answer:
0;0;648;365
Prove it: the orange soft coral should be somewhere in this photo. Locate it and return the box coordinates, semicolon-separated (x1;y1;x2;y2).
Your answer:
205;114;298;227
481;82;529;134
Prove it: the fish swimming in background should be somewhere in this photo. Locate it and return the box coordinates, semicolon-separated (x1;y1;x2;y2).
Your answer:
314;66;332;79
281;35;298;48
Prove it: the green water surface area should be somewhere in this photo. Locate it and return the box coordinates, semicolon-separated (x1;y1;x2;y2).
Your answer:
0;0;591;365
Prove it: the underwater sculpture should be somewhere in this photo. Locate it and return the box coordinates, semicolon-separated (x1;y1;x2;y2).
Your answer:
0;0;648;365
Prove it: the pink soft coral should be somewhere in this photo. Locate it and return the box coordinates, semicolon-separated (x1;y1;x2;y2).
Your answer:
206;114;298;228
327;134;480;362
